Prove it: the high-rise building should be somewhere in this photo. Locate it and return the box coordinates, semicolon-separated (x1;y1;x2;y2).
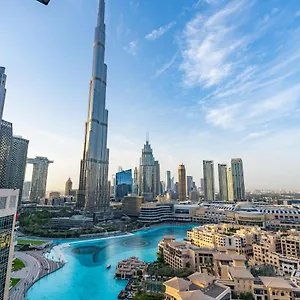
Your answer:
231;158;245;201
203;160;215;201
200;178;204;194
27;156;53;201
115;169;132;201
227;167;234;201
165;171;171;191
218;164;228;201
0;189;18;300
154;161;160;196
22;181;31;201
178;164;186;201
8;136;29;205
0;67;7;124
132;167;138;195
138;139;159;201
187;175;193;194
65;178;73;196
78;0;110;212
0;120;13;189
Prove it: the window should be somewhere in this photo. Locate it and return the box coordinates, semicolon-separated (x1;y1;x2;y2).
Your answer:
0;197;7;210
9;196;17;208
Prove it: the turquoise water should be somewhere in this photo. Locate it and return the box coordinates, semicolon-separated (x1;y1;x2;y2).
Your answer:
26;225;193;300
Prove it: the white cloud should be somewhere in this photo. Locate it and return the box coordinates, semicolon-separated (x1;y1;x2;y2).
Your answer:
180;0;251;87
296;10;300;17
152;54;177;78
145;21;176;40
123;40;138;55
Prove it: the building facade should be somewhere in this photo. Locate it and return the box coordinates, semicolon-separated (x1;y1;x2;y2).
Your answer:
8;136;29;205
187;175;193;195
78;0;110;212
203;160;215;201
22;181;31;201
218;164;228;201
138;140;159;201
122;195;143;217
132;167;138;195
0;189;18;300
115;169;132;201
227;167;234;201
231;158;245;201
64;178;73;196
178;164;186;202
27;156;53;201
0;67;7;124
166;170;171;192
0;120;13;189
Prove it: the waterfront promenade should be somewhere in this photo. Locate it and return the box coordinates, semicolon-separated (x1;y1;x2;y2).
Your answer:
9;250;65;300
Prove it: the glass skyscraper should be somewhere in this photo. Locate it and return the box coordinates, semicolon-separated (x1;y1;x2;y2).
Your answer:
115;169;132;201
0;67;7;125
231;158;245;201
203;160;215;201
218;164;228;201
0;120;13;189
27;157;53;201
0;189;18;300
78;0;110;213
8;136;29;206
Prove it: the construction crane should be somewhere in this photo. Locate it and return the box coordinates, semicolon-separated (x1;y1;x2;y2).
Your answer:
36;0;50;5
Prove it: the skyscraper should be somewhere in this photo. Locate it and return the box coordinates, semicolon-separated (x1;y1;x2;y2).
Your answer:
203;160;215;201
65;178;73;196
200;178;205;194
115;169;132;201
0;120;13;189
0;67;7;124
178;164;186;201
22;181;31;201
138;139;159;201
154;161;160;196
227;167;234;201
187;175;193;194
0;189;18;300
218;164;228;201
231;158;245;201
165;171;171;191
8;136;29;206
132;167;138;195
78;0;109;212
27;156;53;201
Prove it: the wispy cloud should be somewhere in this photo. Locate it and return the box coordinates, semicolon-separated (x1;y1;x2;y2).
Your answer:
152;54;177;78
180;0;251;88
123;40;138;55
296;10;300;18
145;21;176;40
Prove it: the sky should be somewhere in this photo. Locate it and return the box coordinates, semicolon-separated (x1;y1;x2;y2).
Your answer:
1;0;300;192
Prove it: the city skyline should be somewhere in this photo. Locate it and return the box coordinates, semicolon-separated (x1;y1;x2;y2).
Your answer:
1;0;300;191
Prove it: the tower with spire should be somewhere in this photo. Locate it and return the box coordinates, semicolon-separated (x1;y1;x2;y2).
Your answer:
138;137;160;201
78;0;109;212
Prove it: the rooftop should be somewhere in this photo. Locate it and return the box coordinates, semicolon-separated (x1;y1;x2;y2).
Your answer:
229;267;254;280
259;276;294;289
164;277;191;291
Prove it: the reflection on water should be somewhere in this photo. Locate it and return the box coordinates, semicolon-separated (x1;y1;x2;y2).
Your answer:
71;245;105;266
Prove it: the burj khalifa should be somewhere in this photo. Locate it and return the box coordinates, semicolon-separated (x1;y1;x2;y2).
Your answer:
78;0;109;212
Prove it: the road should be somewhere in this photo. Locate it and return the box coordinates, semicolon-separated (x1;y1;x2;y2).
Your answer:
9;250;64;300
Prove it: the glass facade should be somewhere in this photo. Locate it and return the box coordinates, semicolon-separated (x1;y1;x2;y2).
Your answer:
0;214;14;300
0;120;13;189
115;169;132;201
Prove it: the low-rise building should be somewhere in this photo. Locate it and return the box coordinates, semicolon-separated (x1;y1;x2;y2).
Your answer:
45;215;94;230
187;224;260;256
122;195;143;217
115;256;147;280
164;272;231;300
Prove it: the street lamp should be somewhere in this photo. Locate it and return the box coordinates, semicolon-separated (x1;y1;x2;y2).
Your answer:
36;0;50;5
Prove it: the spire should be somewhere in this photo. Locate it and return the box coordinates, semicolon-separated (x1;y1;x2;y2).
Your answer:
146;132;149;144
97;0;105;27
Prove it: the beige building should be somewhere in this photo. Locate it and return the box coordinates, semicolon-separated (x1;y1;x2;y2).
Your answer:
178;164;186;202
0;189;18;300
164;272;231;300
115;256;147;280
122;195;143;217
64;178;72;196
187;224;259;256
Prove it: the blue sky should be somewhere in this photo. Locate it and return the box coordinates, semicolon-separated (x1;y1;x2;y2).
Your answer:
1;0;300;192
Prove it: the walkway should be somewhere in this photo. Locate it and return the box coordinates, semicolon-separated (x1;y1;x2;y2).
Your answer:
9;250;64;300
